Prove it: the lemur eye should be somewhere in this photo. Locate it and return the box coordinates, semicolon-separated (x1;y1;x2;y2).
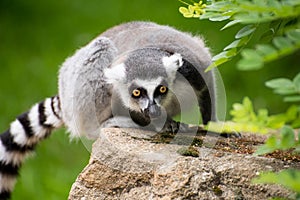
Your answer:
159;86;168;94
132;89;141;97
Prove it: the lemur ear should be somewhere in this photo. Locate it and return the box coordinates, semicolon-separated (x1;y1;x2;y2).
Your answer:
104;63;126;84
162;53;183;81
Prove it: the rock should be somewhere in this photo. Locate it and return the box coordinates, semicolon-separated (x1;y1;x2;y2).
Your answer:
68;128;299;200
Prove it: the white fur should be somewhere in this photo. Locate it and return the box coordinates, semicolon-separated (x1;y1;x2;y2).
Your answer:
10;120;28;146
44;98;63;128
51;96;62;119
0;140;12;165
162;53;183;84
100;116;140;129
162;53;183;68
139;98;149;111
27;104;47;141
104;63;126;84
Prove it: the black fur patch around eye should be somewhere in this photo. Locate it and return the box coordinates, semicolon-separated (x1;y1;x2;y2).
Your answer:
129;84;148;99
154;85;168;98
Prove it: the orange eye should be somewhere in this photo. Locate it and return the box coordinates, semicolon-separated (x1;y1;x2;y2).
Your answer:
132;89;141;97
159;86;167;94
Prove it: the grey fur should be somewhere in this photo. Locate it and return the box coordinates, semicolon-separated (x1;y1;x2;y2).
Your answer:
124;48;169;82
0;21;217;198
59;21;216;138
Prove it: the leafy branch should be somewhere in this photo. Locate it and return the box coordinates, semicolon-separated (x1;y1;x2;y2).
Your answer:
208;97;300;134
253;169;300;199
266;72;300;103
179;0;300;71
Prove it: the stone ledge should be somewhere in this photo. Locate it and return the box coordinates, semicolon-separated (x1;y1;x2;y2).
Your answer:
68;128;299;200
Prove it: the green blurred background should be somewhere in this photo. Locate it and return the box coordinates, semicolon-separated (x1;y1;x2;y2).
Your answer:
0;0;298;199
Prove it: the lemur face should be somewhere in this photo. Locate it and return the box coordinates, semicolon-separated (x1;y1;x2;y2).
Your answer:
104;48;183;121
128;77;169;118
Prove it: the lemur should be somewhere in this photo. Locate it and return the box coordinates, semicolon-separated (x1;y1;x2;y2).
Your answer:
0;21;217;199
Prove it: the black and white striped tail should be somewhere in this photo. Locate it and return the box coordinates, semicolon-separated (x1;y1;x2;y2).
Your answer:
0;96;63;199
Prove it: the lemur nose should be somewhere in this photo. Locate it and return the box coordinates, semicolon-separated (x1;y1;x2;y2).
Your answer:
147;104;161;118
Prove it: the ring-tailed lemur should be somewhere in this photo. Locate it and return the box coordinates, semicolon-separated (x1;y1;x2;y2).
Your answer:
0;21;216;199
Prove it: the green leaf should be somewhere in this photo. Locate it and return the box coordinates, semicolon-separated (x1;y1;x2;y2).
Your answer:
206;49;236;71
265;134;278;148
235;25;257;39
268;0;281;8
265;78;294;89
286;29;300;42
230;97;258;122
257;109;269;123
224;37;248;51
237;59;264;71
256;44;277;55
253;0;267;6
274;88;297;95
221;20;241;30
212;49;237;61
254;135;278;155
237;49;264;70
256;126;298;154
205;1;232;12
252;171;277;183
212;51;229;61
292;118;300;129
280;126;296;149
213;57;229;66
284;95;300;102
267;114;286;129
285;105;299;121
273;36;294;50
200;12;222;20
253;169;300;192
226;48;237;57
224;40;241;51
255;44;278;61
209;14;231;22
206;57;229;71
254;144;276;156
293;72;300;92
241;49;263;60
234;12;262;23
260;29;275;43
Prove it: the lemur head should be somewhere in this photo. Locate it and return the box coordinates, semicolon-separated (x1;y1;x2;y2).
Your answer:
104;48;183;120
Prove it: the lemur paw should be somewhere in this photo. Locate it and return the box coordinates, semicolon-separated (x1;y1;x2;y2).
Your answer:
196;126;242;138
219;131;242;138
159;119;190;134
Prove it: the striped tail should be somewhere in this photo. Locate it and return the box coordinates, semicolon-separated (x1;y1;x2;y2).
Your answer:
0;96;63;199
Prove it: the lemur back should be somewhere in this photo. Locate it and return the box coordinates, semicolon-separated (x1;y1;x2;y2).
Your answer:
0;21;216;199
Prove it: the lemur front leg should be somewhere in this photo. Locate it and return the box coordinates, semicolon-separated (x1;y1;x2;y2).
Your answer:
159;117;191;134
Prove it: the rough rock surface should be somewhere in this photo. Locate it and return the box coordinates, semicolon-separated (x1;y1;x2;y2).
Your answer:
68;128;299;200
